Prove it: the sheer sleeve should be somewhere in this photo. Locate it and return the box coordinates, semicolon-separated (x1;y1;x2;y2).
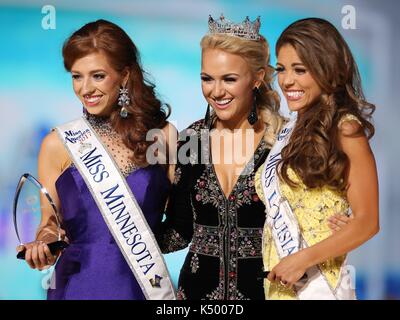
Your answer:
159;162;194;253
158;131;198;253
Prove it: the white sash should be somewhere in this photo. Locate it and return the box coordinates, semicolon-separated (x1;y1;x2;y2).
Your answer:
260;119;355;300
56;117;176;300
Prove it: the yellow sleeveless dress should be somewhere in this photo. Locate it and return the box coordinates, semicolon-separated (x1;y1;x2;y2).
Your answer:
255;114;360;300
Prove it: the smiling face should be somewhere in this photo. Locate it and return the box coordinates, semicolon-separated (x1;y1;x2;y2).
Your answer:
276;44;322;115
71;52;128;117
201;48;263;127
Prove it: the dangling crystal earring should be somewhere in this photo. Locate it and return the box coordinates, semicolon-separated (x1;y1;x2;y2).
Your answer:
204;104;212;129
118;86;130;118
247;87;259;125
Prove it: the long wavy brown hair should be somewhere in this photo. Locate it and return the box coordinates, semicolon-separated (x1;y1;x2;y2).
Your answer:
62;19;170;166
276;18;375;190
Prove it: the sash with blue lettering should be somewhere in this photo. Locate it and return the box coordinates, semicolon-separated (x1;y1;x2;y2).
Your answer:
56;117;176;300
260;118;302;258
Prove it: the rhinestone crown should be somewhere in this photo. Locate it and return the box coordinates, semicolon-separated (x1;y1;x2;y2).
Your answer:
208;14;261;41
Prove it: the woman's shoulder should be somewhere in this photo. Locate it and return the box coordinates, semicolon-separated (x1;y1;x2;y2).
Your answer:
177;119;205;142
160;121;178;147
185;119;205;132
41;130;64;152
337;114;363;135
39;130;70;170
161;121;178;135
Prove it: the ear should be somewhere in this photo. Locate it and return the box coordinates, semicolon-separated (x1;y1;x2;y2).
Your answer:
121;68;130;87
254;68;265;89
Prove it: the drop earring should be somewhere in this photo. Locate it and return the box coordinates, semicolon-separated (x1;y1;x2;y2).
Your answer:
118;86;130;118
204;104;212;129
247;87;259;125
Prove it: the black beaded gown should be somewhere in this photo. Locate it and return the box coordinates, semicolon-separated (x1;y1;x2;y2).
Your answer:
160;119;270;300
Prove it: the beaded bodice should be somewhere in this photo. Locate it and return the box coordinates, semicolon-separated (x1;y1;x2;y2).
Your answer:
84;113;138;177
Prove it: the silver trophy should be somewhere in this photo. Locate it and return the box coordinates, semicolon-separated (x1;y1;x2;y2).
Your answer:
13;173;68;260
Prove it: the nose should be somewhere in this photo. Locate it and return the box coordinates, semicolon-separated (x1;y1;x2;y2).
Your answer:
81;77;95;96
212;80;226;98
281;71;295;89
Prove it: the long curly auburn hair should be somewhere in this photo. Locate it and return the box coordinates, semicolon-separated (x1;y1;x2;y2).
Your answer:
276;18;375;190
62;19;170;166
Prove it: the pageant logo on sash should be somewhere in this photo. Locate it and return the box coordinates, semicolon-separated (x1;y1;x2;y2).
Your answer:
78;142;92;154
150;274;163;288
277;127;291;141
56;117;176;300
64;128;91;144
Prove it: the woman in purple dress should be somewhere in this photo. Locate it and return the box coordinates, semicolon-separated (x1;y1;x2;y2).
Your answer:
16;20;175;300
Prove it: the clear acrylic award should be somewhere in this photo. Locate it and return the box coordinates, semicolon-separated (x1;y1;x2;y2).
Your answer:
13;173;68;260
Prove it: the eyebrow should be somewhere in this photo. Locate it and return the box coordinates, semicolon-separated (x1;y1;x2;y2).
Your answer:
71;69;107;74
200;72;240;77
276;62;305;67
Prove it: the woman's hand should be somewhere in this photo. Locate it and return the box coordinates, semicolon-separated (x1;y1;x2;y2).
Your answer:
16;236;60;271
328;213;354;233
267;251;309;289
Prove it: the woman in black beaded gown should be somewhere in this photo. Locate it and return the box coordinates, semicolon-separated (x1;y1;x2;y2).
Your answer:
159;15;284;300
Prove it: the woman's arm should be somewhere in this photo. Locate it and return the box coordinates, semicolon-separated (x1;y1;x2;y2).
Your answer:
157;125;196;253
268;120;379;287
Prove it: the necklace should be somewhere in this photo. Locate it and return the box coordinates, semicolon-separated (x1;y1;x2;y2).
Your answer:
84;113;118;139
83;112;139;177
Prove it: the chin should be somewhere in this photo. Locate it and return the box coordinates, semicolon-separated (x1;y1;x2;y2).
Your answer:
288;105;306;114
214;114;233;124
86;105;110;116
213;109;235;122
85;108;101;115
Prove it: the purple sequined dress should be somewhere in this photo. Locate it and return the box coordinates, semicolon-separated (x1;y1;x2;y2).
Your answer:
47;164;169;300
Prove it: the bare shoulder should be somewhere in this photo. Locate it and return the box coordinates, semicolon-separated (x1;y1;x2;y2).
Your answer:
162;121;178;136
338;119;372;160
161;122;178;175
39;130;70;170
40;130;65;154
161;121;178;145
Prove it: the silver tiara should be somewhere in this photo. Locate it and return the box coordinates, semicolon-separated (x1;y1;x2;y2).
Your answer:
208;14;261;41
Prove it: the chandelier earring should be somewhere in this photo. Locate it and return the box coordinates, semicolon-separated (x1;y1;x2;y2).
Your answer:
118;86;130;118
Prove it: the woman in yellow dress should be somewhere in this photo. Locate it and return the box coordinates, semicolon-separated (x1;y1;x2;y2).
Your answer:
256;18;379;299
